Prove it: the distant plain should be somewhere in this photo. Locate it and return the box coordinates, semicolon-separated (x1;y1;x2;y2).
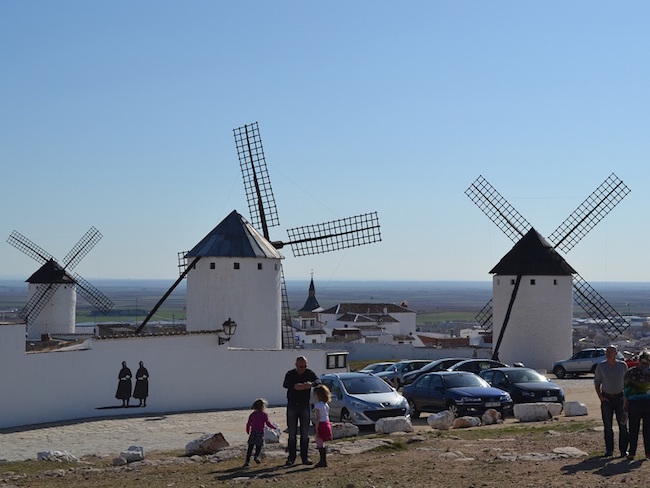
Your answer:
1;279;649;326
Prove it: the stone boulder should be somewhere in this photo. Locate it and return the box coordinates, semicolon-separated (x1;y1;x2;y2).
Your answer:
37;450;78;462
513;403;555;422
427;410;455;430
547;403;563;417
120;445;144;463
481;408;502;425
185;433;230;456
564;401;588;417
375;416;413;434
452;416;481;429
332;422;359;439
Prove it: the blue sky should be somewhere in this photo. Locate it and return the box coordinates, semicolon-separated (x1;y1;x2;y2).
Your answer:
1;1;648;285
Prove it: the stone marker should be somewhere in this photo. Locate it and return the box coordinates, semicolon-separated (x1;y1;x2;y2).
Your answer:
120;445;144;463
332;422;359;439
514;403;555;422
427;410;455;430
375;416;413;434
564;401;588;417
37;450;78;462
481;409;501;425
452;416;481;429
185;433;230;456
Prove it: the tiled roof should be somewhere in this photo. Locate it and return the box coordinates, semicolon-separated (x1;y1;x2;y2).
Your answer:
186;210;283;259
490;228;575;276
320;303;412;315
26;259;75;284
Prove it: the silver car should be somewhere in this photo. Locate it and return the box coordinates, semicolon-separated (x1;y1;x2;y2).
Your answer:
551;348;624;378
318;372;410;426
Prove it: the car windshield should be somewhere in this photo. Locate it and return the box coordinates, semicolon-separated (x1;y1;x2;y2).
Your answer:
341;376;394;395
507;370;547;383
443;374;487;389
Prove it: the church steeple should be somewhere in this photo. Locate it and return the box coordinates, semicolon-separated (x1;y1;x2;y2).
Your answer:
298;271;321;313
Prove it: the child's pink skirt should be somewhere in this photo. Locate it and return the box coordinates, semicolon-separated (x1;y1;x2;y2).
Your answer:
318;420;333;441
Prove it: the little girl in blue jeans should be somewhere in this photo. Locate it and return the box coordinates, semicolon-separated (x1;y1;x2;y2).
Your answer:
313;385;333;468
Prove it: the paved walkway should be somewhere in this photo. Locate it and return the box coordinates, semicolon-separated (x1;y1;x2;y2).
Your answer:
0;378;598;463
0;407;286;462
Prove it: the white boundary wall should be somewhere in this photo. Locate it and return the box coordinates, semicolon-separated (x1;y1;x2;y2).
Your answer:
0;324;343;429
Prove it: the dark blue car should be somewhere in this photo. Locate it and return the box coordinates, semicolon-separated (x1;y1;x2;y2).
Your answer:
479;367;565;405
402;371;513;418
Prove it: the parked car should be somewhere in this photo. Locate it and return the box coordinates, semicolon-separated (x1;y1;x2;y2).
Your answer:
447;359;508;374
479;367;565;405
375;360;431;387
401;358;467;386
551;348;625;379
402;371;513;418
358;362;395;374
318;372;410;426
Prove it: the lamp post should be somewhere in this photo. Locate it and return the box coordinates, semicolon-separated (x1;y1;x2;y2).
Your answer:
219;318;238;345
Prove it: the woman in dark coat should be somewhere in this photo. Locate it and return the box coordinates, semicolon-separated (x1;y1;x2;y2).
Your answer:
115;361;132;407
133;361;149;407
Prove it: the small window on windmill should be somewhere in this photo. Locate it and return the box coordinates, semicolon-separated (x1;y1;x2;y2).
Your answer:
530;279;536;285
497;279;500;285
554;279;558;285
258;263;263;270
275;264;278;270
510;279;515;285
234;262;240;270
210;262;215;270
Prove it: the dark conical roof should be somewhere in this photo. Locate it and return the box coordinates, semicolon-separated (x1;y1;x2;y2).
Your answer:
186;210;283;259
298;276;321;312
26;259;75;284
490;228;576;276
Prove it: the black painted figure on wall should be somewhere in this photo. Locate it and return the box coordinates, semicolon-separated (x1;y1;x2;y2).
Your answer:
133;361;149;407
116;361;132;407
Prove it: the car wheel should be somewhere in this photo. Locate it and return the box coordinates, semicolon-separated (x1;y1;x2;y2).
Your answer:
590;364;598;374
552;366;566;379
341;409;353;423
446;400;458;417
408;399;420;419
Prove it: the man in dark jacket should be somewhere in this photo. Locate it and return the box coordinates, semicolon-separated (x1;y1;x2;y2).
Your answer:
283;355;319;466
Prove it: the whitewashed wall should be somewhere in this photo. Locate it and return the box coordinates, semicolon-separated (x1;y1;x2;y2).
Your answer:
0;324;344;429
28;283;76;340
492;274;573;371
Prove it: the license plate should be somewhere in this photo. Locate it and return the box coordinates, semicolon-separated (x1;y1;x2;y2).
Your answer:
485;402;501;407
542;396;557;402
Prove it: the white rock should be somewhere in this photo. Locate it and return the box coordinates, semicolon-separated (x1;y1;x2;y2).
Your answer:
374;416;413;434
185;433;230;456
332;422;359;439
513;403;553;422
427;411;455;430
120;445;144;463
481;409;501;425
37;450;79;462
564;401;588;417
547;403;563;417
552;446;588;457
452;416;481;429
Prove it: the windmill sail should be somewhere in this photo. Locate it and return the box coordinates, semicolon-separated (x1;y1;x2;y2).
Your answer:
548;173;630;253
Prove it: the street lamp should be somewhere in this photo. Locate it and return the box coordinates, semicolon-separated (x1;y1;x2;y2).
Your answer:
219;318;238;345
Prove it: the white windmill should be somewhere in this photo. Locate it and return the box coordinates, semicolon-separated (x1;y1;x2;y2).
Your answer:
7;227;114;340
465;174;630;371
136;122;381;349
